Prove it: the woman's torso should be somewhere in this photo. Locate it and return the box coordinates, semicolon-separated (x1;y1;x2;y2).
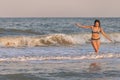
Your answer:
91;26;101;39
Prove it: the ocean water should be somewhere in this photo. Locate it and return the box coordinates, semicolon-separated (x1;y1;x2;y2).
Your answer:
0;17;120;80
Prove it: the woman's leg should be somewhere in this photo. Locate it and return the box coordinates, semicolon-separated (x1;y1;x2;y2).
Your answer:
91;40;98;54
96;40;100;52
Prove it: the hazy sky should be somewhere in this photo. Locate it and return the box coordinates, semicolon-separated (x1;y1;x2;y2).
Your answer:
0;0;120;17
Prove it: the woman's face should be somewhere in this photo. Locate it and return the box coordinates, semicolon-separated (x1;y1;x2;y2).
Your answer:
95;22;100;27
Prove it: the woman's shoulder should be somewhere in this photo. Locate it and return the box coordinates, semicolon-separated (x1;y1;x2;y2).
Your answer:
100;27;103;30
91;25;94;29
99;27;104;32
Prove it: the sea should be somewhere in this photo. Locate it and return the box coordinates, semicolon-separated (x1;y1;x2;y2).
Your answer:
0;17;120;80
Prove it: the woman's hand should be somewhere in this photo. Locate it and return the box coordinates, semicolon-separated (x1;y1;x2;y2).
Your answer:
75;23;82;27
75;23;92;29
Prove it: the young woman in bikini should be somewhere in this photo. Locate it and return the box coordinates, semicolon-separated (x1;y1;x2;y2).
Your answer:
75;20;112;54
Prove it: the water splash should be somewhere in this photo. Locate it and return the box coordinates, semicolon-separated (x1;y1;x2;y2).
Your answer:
0;34;74;47
0;33;119;47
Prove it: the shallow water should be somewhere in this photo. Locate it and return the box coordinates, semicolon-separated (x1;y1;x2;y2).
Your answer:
0;43;119;80
0;59;120;80
0;18;120;80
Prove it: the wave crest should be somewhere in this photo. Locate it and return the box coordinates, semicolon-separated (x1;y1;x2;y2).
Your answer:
0;32;120;47
0;34;74;47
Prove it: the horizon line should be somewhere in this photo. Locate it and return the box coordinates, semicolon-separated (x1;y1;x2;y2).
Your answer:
0;16;120;18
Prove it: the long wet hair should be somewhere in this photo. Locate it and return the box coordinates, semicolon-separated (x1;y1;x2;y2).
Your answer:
94;19;101;27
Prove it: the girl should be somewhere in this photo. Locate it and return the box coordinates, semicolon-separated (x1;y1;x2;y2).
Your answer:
75;20;112;54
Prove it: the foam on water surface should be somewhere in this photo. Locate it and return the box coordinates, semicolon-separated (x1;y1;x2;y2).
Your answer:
0;53;119;62
0;33;119;47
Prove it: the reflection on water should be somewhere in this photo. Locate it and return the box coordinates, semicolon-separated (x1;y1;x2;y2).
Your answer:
0;61;120;80
89;62;101;73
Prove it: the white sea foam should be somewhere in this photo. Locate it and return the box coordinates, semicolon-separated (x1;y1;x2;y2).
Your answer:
0;34;74;47
0;33;119;47
0;53;120;62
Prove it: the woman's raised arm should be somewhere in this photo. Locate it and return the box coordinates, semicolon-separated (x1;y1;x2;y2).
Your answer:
75;23;92;29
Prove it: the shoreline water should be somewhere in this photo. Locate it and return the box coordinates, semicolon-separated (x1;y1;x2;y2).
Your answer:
0;43;119;62
0;18;119;80
0;58;120;80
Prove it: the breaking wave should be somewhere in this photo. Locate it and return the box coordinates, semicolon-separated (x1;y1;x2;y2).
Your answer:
0;34;74;47
0;32;119;47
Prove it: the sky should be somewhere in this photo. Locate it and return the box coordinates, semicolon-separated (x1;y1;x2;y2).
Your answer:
0;0;120;17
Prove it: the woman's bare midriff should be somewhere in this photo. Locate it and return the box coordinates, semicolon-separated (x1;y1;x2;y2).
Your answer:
91;34;100;39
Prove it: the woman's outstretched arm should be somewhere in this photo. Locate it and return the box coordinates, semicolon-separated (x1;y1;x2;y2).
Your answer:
100;28;112;42
75;23;92;29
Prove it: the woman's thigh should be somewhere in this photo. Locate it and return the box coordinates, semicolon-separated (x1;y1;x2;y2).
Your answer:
91;41;97;50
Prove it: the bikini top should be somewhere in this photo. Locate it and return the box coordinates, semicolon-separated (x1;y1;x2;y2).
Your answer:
92;26;101;34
